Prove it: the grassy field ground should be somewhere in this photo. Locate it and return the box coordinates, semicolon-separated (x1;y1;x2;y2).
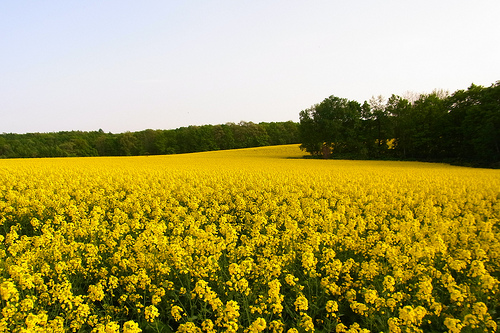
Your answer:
0;144;499;332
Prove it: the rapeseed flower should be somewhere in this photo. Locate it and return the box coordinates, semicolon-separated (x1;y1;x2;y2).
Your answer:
144;305;159;322
171;305;184;321
294;295;308;312
0;145;498;332
123;320;142;333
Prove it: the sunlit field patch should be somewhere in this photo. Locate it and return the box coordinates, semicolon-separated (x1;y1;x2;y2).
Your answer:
0;144;499;332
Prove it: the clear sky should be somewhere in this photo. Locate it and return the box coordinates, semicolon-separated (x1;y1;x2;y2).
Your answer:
1;1;499;134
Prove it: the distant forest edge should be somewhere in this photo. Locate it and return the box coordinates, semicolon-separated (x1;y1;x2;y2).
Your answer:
2;81;499;168
0;121;299;158
299;81;500;168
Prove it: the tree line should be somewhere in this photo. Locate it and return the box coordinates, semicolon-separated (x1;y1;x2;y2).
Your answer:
299;81;500;167
0;121;299;158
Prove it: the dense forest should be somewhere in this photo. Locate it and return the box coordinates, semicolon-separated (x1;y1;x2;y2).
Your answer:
3;81;498;167
0;121;299;158
299;81;500;168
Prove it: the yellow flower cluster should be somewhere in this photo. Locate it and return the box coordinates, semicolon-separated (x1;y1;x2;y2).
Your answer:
0;144;499;332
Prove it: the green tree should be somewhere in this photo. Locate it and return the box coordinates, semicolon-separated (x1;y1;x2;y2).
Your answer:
361;95;393;157
232;121;270;148
213;124;236;150
299;96;362;158
411;91;449;159
299;105;323;156
385;95;412;158
450;82;500;164
118;132;138;156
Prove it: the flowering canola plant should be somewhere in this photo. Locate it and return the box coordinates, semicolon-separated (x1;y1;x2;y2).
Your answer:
0;144;499;333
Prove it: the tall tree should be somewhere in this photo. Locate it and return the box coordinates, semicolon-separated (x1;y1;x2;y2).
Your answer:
410;92;449;159
452;82;500;164
299;105;323;156
299;96;362;158
385;95;412;158
363;95;393;157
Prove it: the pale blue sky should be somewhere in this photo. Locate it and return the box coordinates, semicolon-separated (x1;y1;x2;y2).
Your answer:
1;1;499;134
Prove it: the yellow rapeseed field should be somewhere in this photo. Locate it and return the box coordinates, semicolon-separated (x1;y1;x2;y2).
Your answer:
0;144;499;333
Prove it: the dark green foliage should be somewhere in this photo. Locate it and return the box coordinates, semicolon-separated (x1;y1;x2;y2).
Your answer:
299;81;500;167
0;122;299;158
